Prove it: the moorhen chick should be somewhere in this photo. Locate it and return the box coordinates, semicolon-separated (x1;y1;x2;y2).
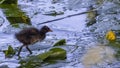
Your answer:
15;26;52;56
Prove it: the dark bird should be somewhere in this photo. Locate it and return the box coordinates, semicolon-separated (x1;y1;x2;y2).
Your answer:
15;26;52;56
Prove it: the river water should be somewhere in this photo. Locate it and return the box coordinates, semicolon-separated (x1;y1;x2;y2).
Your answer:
0;0;120;68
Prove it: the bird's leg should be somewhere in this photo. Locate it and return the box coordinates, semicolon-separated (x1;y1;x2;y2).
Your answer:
26;46;32;54
17;45;24;56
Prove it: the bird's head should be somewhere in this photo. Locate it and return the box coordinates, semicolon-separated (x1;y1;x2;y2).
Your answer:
40;25;52;33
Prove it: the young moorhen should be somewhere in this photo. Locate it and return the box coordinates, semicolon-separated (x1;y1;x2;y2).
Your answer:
15;26;52;56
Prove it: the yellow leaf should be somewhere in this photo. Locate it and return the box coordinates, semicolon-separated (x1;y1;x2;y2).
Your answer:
106;30;116;41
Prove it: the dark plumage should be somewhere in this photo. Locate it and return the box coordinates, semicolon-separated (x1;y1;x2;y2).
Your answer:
15;26;52;56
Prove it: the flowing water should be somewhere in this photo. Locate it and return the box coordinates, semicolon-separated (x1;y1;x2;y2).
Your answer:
0;0;120;68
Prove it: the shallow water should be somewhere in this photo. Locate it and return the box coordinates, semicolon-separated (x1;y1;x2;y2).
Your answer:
0;0;120;68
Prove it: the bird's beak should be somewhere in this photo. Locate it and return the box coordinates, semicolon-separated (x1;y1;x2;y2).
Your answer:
49;29;53;32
